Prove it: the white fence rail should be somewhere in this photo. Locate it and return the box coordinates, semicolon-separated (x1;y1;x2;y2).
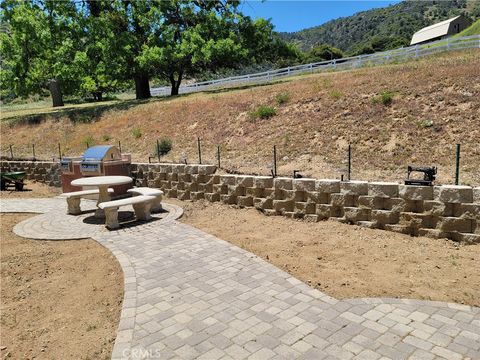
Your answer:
150;35;480;97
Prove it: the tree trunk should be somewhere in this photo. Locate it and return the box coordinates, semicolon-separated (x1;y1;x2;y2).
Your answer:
169;72;183;96
92;91;103;101
48;79;64;107
134;73;151;99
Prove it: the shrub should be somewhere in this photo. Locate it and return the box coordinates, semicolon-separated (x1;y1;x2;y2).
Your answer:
102;134;111;142
82;135;95;148
132;128;142;139
305;44;344;63
372;91;393;105
250;105;276;120
155;138;173;156
275;92;290;105
417;120;434;128
329;90;343;99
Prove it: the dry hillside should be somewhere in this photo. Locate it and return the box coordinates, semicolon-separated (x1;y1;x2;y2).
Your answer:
1;50;479;185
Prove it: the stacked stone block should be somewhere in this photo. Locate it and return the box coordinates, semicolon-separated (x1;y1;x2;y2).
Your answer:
434;185;479;244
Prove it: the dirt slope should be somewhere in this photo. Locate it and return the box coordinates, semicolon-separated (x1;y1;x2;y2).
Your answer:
175;199;480;307
2;50;479;185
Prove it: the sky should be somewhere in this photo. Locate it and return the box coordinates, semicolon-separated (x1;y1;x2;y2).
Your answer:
240;0;402;33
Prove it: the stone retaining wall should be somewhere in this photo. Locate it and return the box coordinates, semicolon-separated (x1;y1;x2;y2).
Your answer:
0;161;61;187
2;161;479;243
131;163;479;244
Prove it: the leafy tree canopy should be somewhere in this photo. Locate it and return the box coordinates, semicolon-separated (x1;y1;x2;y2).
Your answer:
304;44;344;63
1;0;81;106
1;0;299;104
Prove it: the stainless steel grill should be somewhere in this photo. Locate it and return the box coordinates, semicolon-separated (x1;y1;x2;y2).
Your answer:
60;145;131;193
79;145;122;176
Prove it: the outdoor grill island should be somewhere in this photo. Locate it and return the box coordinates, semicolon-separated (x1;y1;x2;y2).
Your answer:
60;145;132;196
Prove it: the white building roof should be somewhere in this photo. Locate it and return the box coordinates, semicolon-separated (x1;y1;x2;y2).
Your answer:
410;16;460;45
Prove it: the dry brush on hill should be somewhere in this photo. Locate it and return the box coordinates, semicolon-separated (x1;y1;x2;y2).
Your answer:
1;50;479;185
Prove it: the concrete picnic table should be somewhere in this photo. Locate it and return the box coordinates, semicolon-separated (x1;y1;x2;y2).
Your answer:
71;176;132;218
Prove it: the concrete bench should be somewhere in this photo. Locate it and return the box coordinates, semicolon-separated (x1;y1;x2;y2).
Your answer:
98;195;156;230
127;187;164;212
60;188;113;215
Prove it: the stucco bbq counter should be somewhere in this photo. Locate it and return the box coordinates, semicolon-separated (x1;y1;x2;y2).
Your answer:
71;176;132;218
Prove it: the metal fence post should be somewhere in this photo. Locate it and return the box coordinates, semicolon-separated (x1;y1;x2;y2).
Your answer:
273;145;277;178
348;144;351;181
455;144;461;185
217;145;221;169
118;140;122;153
157;139;161;163
58;143;62;160
197;137;202;164
32;144;36;160
9;144;13;160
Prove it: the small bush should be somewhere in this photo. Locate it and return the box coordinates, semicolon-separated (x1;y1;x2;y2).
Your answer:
155;138;173;156
275;92;290;105
82;135;95;148
329;90;343;99
323;78;333;87
417;120;434;128
251;105;276;120
102;134;111;142
132;128;142;139
372;91;394;105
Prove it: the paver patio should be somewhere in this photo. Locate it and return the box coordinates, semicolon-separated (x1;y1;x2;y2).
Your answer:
1;197;479;360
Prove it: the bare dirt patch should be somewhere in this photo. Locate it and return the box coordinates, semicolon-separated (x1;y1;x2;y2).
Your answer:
0;184;123;360
173;199;480;307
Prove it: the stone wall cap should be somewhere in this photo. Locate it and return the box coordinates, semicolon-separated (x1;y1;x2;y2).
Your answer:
370;181;399;185
400;184;433;188
317;179;340;182
440;185;472;190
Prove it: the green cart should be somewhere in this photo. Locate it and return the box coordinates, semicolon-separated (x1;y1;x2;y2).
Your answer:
0;171;26;191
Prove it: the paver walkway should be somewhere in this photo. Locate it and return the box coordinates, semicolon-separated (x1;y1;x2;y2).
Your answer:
1;197;479;360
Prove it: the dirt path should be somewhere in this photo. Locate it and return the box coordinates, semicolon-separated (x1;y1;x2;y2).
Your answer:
0;182;123;360
174;199;480;307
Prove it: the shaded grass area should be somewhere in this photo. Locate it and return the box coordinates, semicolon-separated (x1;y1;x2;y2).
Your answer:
1;80;287;127
2;97;153;127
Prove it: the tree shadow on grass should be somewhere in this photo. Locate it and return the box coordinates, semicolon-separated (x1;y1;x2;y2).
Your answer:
4;78;293;127
3;96;169;127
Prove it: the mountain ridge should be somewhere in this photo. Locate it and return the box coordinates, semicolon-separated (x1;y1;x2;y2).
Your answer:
280;0;480;54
